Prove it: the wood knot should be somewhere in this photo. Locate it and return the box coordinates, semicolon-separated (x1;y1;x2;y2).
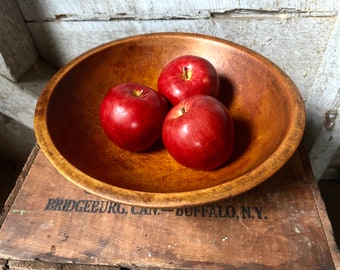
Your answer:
324;109;338;130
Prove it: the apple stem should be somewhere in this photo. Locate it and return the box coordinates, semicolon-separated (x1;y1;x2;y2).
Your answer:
131;89;146;97
180;106;186;115
182;67;192;80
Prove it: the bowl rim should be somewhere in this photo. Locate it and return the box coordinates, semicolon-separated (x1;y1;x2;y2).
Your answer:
34;32;306;208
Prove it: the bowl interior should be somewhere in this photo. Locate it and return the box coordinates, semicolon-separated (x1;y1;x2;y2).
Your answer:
35;33;305;207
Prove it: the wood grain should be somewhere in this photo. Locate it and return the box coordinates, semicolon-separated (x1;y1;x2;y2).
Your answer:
0;0;38;81
306;17;340;179
0;147;337;269
17;0;339;21
0;259;7;269
0;60;56;129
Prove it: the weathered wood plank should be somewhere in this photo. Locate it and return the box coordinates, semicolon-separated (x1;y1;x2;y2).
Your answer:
0;0;38;81
8;260;60;270
17;0;340;21
0;112;35;173
0;259;7;269
306;15;340;179
62;264;121;270
0;60;57;129
301;150;340;268
0;148;337;269
26;17;335;94
309;105;340;180
0;75;37;129
0;146;39;227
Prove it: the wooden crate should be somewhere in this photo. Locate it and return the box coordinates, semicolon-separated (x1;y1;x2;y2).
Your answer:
0;146;339;269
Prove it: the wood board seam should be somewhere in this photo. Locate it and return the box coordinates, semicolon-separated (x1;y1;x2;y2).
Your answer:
298;146;340;269
0;145;40;227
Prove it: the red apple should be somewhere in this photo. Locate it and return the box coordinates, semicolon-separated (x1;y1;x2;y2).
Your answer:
100;82;168;152
157;55;220;105
162;95;234;170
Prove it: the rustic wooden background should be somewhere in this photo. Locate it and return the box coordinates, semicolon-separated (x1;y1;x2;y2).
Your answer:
0;0;339;183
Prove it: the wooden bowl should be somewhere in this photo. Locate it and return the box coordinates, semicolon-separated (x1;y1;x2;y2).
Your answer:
34;33;305;208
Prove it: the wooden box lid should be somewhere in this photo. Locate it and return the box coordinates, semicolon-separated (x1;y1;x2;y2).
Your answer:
0;147;339;269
